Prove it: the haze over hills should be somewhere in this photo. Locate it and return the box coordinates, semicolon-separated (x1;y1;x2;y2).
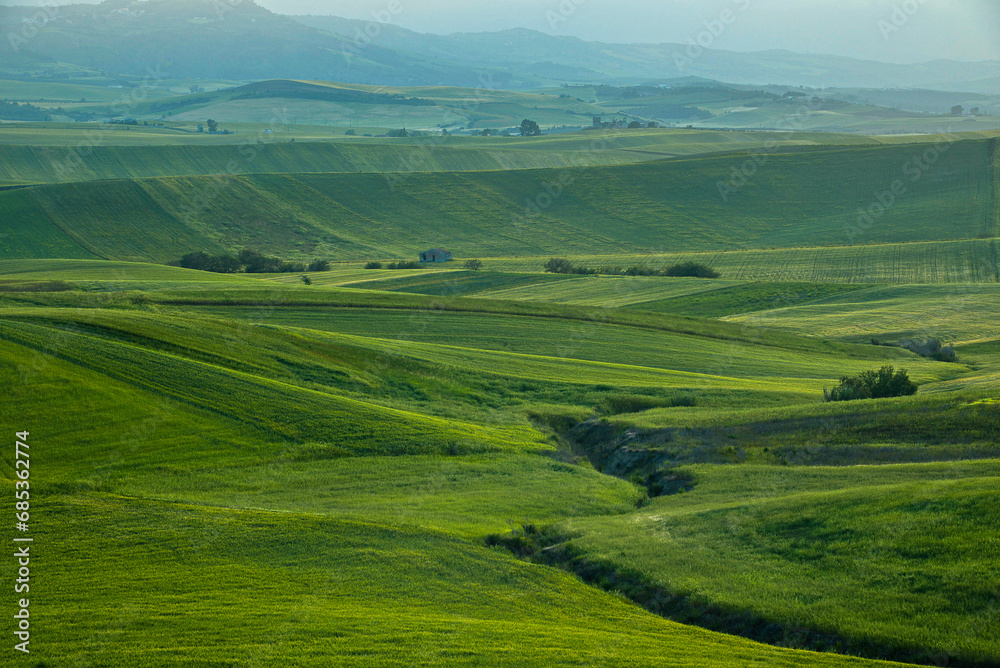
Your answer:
1;0;998;93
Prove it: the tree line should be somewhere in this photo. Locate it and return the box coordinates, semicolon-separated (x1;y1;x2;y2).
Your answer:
177;250;330;273
544;258;720;278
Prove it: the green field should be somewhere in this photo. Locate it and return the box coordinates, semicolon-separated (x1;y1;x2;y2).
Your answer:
1;135;997;263
2;87;1000;667
1;125;967;185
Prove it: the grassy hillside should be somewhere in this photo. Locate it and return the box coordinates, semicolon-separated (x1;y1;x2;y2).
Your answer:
1;137;996;262
2;490;920;667
0;138;657;186
2;125;957;185
2;256;998;665
551;464;1000;665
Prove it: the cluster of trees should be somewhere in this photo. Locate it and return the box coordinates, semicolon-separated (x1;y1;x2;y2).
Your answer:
870;336;957;363
899;337;957;362
0;101;53;121
950;105;981;117
824;366;917;402
179;250;330;274
544;258;720;278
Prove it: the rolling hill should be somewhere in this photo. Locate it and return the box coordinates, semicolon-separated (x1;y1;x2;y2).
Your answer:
2;257;998;665
2;28;1000;663
1;135;996;264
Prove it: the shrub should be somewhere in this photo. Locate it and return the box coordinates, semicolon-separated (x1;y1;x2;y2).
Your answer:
543;258;596;275
899;337;956;362
179;251;241;273
544;258;575;274
179;250;306;273
387;261;421;270
239;249;285;273
307;259;331;272
301;275;312;285
825;366;917;402
663;262;720;278
464;259;483;271
364;261;383;270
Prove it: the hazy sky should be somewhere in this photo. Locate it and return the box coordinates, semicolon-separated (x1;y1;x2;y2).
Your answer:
257;0;1000;63
3;0;998;63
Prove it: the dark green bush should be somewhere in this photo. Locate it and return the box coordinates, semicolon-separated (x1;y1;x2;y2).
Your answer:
899;337;956;362
179;251;241;273
178;250;304;273
307;259;331;272
239;249;287;273
825;366;917;402
544;258;596;275
663;262;720;278
364;261;383;269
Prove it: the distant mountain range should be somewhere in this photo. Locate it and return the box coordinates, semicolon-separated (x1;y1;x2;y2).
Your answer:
1;0;997;93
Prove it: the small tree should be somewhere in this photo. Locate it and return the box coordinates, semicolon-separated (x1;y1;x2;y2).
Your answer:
544;258;574;274
364;261;383;269
301;274;312;285
951;105;964;116
307;259;331;272
628;121;643;129
206;118;218;133
464;259;483;271
520;119;541;136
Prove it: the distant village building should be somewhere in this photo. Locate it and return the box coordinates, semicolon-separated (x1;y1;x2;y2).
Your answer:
419;248;453;263
592;116;627;129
